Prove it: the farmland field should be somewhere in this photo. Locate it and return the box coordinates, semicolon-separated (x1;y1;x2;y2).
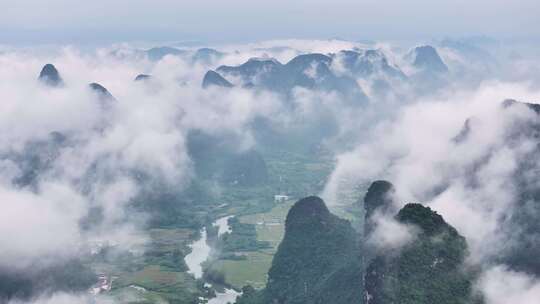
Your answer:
207;201;294;289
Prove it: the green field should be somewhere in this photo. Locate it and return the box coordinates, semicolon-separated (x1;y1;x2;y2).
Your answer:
208;201;294;289
209;251;272;290
240;202;293;249
111;264;202;303
97;228;204;303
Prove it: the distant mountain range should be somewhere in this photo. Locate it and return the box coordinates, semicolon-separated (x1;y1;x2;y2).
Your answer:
110;46;225;65
202;45;451;102
104;43;457;101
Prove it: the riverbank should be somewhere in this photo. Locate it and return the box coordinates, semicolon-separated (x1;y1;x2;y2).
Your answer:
185;215;242;304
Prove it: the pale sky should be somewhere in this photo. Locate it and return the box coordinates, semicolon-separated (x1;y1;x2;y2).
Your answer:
1;0;539;45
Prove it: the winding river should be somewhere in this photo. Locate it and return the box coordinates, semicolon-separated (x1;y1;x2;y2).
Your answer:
185;215;241;304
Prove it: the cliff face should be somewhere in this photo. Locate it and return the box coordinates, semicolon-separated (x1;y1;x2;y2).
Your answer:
363;180;396;235
264;196;362;304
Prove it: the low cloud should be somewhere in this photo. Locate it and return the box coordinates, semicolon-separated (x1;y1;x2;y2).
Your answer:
478;266;540;304
323;81;540;302
2;38;540;302
0;43;289;301
366;212;418;252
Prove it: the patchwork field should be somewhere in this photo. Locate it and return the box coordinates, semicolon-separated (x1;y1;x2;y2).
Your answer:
100;228;203;303
240;202;293;249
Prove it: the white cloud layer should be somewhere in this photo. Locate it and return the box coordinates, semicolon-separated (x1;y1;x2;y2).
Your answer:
1;39;540;303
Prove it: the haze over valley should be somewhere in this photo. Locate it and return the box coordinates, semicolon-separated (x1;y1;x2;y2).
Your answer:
1;1;540;304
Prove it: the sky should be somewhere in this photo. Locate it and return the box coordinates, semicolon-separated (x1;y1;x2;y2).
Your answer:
1;0;540;45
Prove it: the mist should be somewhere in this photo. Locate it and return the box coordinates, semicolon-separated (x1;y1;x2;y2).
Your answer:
0;34;540;303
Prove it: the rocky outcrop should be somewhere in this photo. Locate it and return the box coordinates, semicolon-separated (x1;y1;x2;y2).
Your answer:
264;196;362;304
89;82;115;102
38;64;63;87
410;45;448;73
365;203;478;304
134;74;151;82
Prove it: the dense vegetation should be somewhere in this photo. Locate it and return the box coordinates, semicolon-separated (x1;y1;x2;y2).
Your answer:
0;259;96;302
234;182;483;304
235;196;362;304
365;203;480;304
